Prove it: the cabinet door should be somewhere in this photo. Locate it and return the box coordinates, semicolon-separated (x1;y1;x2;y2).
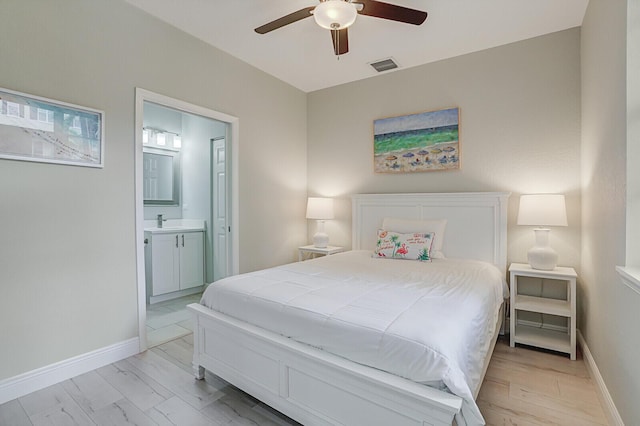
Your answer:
180;231;205;290
151;233;180;295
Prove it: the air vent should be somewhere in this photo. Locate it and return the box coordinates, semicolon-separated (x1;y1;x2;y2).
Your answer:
369;58;399;73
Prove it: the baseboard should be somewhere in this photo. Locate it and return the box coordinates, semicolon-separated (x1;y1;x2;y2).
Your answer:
149;285;203;304
0;337;140;405
577;330;624;426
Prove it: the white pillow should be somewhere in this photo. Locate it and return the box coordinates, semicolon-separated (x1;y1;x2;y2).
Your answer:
382;217;447;259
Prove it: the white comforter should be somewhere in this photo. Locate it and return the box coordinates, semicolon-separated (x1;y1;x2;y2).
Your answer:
200;250;507;425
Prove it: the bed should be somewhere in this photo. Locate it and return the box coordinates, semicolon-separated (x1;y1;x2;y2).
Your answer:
188;192;510;426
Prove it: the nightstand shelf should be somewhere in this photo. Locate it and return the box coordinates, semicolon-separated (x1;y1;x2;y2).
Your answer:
509;263;577;360
514;324;572;354
514;295;571;317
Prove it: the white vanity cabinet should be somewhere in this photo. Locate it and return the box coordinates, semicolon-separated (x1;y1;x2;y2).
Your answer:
177;232;205;290
145;226;205;303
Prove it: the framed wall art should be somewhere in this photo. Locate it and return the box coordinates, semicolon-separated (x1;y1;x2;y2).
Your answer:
0;87;104;168
374;107;459;173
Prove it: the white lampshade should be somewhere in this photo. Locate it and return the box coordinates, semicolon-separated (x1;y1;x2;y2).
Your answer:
313;0;357;30
518;194;567;270
306;197;335;220
517;194;568;226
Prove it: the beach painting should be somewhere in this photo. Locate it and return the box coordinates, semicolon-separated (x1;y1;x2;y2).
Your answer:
374;107;459;173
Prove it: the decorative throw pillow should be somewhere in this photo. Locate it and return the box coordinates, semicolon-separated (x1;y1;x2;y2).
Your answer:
373;230;435;261
381;218;447;259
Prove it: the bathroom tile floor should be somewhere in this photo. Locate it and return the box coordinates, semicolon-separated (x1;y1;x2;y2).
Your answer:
146;292;203;348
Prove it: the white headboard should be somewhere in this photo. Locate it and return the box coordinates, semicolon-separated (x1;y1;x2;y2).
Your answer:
351;192;510;274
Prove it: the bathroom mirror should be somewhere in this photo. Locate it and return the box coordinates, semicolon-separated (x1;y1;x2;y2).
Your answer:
143;148;181;206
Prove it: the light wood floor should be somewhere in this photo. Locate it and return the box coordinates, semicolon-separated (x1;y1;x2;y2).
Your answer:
0;335;608;425
478;337;608;425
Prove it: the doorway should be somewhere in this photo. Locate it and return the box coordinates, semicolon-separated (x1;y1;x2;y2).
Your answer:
134;88;239;351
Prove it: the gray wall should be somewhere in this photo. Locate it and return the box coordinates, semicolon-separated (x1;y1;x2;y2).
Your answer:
307;29;583;274
581;0;639;423
0;0;307;381
627;0;640;266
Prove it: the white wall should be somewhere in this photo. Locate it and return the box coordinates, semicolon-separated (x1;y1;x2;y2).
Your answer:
307;29;582;273
0;0;307;381
144;102;183;134
581;0;640;423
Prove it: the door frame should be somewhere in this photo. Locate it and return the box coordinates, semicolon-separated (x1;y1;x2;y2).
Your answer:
134;88;239;352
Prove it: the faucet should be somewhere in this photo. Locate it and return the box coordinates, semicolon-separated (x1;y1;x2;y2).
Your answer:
157;214;167;228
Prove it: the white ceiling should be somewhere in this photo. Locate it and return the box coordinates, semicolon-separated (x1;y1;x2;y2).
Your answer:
124;0;589;93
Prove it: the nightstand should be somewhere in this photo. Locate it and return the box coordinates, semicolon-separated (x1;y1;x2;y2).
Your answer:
509;263;577;360
298;245;344;261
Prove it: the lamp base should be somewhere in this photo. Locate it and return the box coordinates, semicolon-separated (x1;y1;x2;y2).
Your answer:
312;219;329;248
312;232;329;248
527;228;558;270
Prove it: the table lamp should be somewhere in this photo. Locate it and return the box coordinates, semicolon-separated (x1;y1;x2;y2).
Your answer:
306;197;334;248
517;194;568;270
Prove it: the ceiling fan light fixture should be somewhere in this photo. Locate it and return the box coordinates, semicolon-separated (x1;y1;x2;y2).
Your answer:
313;0;357;30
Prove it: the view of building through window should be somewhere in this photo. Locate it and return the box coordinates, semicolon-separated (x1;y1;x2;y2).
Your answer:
0;91;102;166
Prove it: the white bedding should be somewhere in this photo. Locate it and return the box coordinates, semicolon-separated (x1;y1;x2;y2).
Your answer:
200;250;507;425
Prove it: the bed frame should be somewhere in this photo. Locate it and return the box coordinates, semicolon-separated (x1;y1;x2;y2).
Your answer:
188;192;510;426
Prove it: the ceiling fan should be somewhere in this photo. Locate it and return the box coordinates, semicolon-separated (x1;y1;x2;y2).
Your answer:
254;0;428;56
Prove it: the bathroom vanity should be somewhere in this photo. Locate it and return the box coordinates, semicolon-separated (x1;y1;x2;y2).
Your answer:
144;220;205;304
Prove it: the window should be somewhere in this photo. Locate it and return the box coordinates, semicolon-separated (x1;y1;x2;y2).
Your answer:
617;0;640;294
6;101;20;117
37;108;53;123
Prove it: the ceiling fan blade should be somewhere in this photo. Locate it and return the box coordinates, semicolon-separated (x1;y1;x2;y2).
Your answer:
254;7;315;34
331;28;349;55
356;0;427;25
